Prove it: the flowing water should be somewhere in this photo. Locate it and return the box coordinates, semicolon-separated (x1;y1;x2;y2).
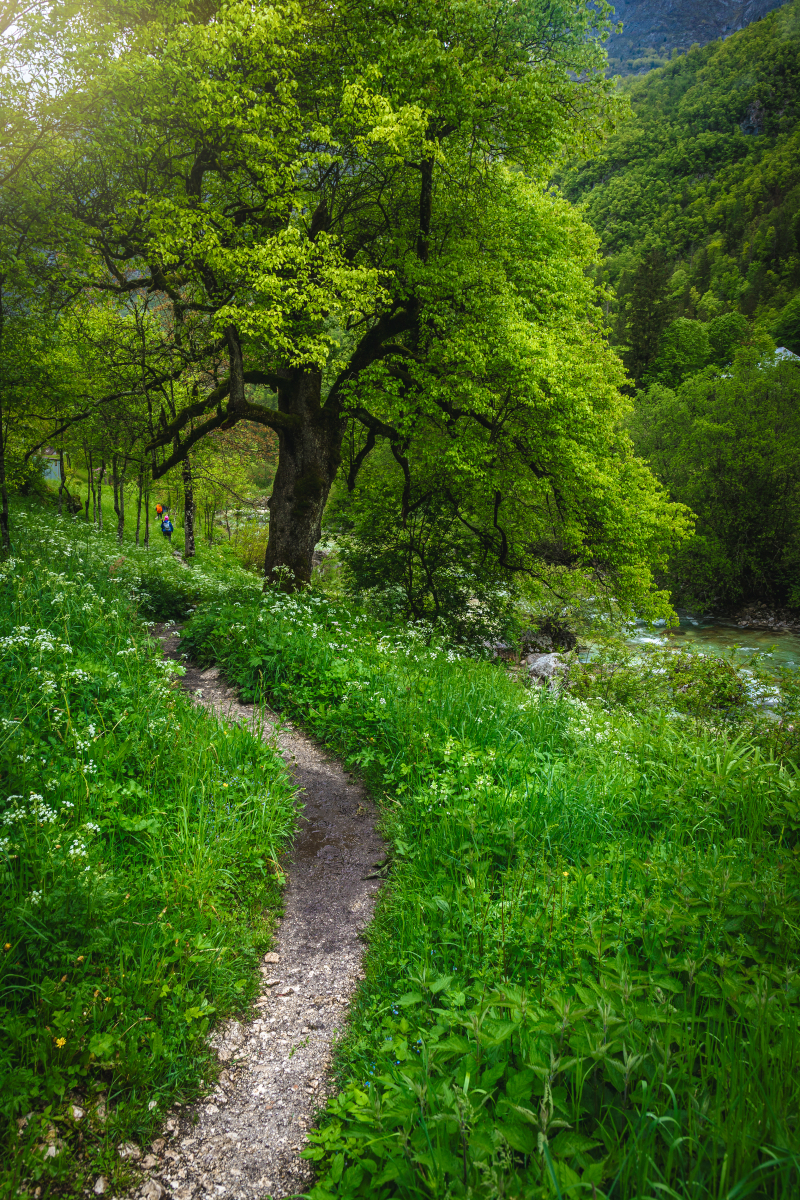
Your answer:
632;613;800;670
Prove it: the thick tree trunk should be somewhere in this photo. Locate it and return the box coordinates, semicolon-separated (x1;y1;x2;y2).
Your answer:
264;370;344;589
181;454;195;558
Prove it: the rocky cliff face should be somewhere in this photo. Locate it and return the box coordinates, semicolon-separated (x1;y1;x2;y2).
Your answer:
605;0;786;73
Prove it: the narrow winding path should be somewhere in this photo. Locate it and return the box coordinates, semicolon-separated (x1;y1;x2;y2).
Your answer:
135;626;384;1200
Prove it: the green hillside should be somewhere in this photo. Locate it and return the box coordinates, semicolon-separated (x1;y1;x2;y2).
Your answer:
560;0;800;359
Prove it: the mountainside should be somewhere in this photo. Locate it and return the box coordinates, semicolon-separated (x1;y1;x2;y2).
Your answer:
606;0;787;74
560;0;800;348
559;2;800;609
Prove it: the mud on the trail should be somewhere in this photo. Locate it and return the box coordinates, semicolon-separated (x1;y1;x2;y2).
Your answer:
130;625;384;1200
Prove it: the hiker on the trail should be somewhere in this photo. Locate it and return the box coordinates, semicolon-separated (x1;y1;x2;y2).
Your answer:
161;513;174;541
155;502;163;518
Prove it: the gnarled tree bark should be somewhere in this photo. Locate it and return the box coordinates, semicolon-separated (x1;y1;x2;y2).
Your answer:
264;370;344;589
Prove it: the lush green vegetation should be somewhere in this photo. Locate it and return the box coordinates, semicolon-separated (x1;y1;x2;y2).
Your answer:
0;0;690;617
560;1;800;346
0;507;294;1197
629;345;800;609
184;592;800;1199
555;2;800;610
3;3;800;1198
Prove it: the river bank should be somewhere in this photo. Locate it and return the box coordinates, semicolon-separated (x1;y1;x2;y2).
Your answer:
728;601;800;636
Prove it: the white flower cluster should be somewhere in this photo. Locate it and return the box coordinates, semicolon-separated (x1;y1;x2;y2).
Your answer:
1;792;59;827
0;626;73;656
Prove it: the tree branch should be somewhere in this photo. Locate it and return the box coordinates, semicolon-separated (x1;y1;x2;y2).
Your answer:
145;369;285;452
146;379;232;450
151;410;232;479
347;425;376;491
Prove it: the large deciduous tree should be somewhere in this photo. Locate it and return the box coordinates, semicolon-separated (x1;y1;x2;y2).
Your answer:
39;0;685;608
50;8;616;546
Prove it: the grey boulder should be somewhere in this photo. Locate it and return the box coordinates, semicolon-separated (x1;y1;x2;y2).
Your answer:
525;652;566;683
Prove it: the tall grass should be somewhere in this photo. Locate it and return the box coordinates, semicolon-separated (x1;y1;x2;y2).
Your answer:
9;498;264;618
185;592;800;1199
0;511;294;1198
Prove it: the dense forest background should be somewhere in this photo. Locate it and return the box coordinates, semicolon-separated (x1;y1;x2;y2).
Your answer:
605;0;787;75
558;0;800;609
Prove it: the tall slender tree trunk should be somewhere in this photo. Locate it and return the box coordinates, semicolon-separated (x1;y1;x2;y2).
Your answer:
0;298;8;553
90;454;97;525
116;458;127;544
58;447;65;516
181;455;195;558
84;445;91;522
135;472;143;545
264;369;344;589
0;392;10;554
112;455;120;535
97;462;105;530
144;484;150;548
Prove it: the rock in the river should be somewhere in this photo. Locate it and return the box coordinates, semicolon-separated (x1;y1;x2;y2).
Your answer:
525;652;566;683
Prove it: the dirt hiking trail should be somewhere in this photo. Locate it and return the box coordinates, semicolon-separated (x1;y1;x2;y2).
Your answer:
130;624;384;1200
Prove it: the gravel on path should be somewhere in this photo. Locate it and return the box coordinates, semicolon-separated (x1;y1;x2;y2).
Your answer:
127;624;384;1200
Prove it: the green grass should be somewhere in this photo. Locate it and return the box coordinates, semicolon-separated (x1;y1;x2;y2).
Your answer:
10;494;265;618
32;465;268;581
184;592;800;1200
0;509;295;1198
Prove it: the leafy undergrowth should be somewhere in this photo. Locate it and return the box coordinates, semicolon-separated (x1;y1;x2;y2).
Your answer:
12;500;264;619
563;635;800;765
184;592;800;1199
0;516;294;1198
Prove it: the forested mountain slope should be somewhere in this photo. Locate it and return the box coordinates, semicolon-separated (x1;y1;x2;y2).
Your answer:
560;0;800;361
560;3;800;610
606;0;786;75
